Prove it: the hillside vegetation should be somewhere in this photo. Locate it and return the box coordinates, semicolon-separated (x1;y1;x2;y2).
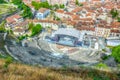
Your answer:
0;59;119;80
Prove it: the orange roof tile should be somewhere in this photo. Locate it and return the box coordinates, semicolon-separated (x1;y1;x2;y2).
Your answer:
56;9;64;13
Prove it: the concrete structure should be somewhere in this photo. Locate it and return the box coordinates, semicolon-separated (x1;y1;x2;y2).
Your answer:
46;28;106;50
35;8;50;19
107;40;120;46
51;28;81;46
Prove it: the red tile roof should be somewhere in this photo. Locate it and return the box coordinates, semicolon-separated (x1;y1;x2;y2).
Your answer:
56;9;64;13
6;14;22;23
76;27;95;31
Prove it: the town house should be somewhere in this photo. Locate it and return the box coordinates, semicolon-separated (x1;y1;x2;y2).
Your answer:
35;8;50;19
6;14;24;29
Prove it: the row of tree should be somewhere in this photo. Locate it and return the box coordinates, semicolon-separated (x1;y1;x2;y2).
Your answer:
12;0;33;18
32;1;51;10
31;1;65;10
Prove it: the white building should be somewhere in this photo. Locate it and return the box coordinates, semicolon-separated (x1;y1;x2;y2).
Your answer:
95;27;111;38
107;40;120;46
35;8;50;19
33;20;59;30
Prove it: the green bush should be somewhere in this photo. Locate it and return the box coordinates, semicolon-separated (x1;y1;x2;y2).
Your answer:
56;17;61;21
78;3;83;6
111;45;120;62
93;76;110;80
117;64;120;69
4;56;13;69
59;4;65;9
0;21;6;33
88;69;110;80
53;4;59;10
95;63;108;69
117;17;120;22
102;55;110;60
18;34;29;40
8;29;14;34
107;46;114;49
18;35;26;40
0;54;6;59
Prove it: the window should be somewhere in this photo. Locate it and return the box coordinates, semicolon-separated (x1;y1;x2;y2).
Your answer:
116;34;119;37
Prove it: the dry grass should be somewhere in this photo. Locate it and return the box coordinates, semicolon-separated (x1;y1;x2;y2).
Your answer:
0;59;119;80
0;59;83;80
0;4;16;15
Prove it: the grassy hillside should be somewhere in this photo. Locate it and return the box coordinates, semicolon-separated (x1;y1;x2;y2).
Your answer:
0;59;119;80
0;4;16;15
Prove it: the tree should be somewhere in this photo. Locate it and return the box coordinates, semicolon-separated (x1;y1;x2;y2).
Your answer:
21;4;33;18
111;45;120;63
56;17;61;21
117;17;120;22
50;10;55;16
78;3;83;6
75;0;83;7
31;1;51;10
31;1;40;10
0;0;6;4
28;22;34;30
12;0;22;5
18;2;24;10
60;4;65;9
0;21;6;33
41;1;50;8
31;24;42;36
12;0;33;18
75;0;79;5
53;4;59;10
110;9;119;19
